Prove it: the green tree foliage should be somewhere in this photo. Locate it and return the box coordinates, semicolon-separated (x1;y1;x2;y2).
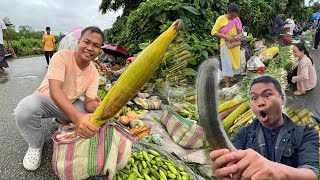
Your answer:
2;18;52;57
103;0;313;64
12;38;43;56
105;0;223;63
310;2;320;16
233;0;313;37
99;0;145;16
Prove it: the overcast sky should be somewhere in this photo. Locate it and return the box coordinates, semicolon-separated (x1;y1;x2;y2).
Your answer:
306;0;320;5
0;0;123;35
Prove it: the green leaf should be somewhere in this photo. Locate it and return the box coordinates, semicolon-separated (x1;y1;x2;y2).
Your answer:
184;68;198;76
201;41;216;47
187;57;198;65
200;0;205;7
138;42;150;50
182;5;201;15
154;14;167;23
201;50;209;59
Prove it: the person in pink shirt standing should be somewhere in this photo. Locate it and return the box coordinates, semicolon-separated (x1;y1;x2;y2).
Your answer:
13;26;104;171
291;43;317;96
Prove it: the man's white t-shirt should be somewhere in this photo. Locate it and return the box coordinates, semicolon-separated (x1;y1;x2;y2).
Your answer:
0;19;7;45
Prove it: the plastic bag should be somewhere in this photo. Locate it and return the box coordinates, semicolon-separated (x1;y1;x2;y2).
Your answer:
253;40;267;54
247;55;265;71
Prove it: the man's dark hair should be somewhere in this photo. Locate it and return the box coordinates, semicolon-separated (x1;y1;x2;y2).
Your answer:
280;10;286;14
227;3;240;14
46;27;50;31
80;26;105;45
250;75;283;95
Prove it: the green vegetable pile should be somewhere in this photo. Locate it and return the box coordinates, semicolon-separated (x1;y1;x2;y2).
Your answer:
114;149;193;180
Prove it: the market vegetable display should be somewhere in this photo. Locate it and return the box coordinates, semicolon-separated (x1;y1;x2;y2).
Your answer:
129;124;151;141
90;19;182;126
113;149;194;180
222;101;250;132
258;46;279;61
171;102;199;122
161;39;197;83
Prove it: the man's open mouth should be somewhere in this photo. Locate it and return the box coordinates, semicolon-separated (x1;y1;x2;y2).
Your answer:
259;110;268;121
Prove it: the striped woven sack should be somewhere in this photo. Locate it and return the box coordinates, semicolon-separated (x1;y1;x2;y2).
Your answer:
160;106;205;149
52;123;135;180
133;97;162;110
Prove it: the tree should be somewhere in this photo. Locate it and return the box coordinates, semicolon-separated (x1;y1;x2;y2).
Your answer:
311;2;320;13
99;0;144;16
102;0;313;64
18;25;34;38
7;27;19;41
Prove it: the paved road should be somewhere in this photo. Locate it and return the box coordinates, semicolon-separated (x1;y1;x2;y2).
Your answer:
0;56;59;180
0;49;320;179
285;48;320;114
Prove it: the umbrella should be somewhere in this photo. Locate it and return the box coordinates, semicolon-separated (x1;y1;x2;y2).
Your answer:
70;27;84;40
101;44;129;58
58;27;84;51
311;12;320;21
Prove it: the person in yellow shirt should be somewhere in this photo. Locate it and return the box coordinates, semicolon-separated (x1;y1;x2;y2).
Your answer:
211;3;243;87
42;26;56;66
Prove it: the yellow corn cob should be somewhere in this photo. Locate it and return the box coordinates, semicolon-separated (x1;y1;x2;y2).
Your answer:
218;95;244;113
228;112;254;134
284;106;293;115
290;109;310;122
90;20;182;126
234;109;252;124
260;47;279;58
223;101;250;131
287;110;298;119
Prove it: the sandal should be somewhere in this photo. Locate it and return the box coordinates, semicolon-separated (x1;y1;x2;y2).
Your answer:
294;90;305;96
23;146;43;171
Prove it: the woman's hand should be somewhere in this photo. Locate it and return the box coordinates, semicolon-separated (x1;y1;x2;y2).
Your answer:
236;34;242;41
224;35;235;42
292;76;297;83
291;63;298;71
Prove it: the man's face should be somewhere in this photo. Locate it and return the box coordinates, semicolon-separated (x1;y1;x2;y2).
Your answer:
76;31;103;63
46;30;50;34
250;82;285;129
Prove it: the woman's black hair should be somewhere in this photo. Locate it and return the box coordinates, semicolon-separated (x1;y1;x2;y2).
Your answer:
294;43;313;64
227;3;240;14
